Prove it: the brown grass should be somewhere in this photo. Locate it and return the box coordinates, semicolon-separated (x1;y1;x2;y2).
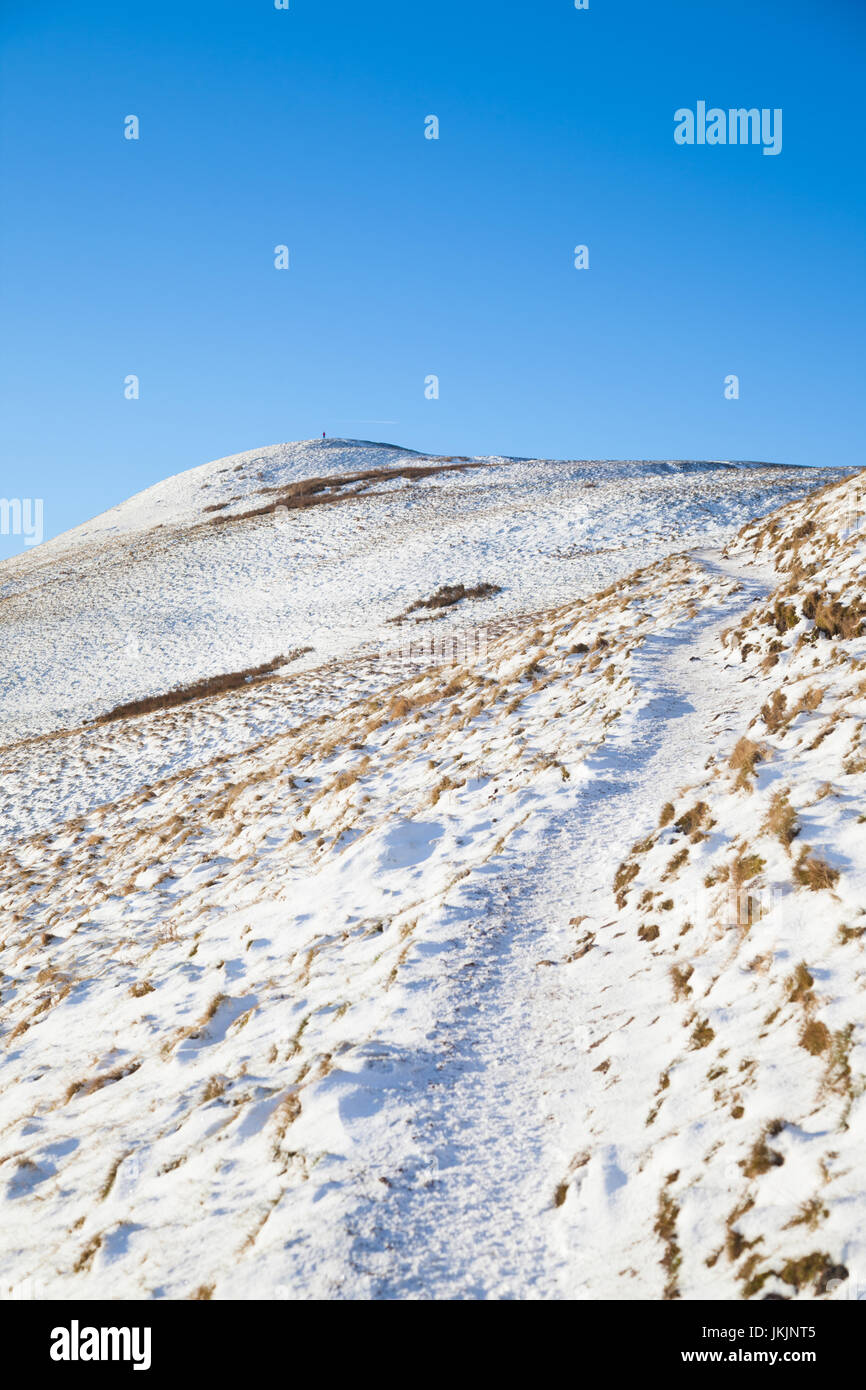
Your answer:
794;685;824;717
670;964;693;1001
729;737;764;790
654;1174;682;1300
786;961;815;1005
387;695;413;719
763;790;799;847
741;1119;785;1177
331;767;361;793
802;590;865;640
800;1019;831;1055
392;581;501;623
201;993;226;1025
761;689;787;732
430;775;455;806
689;1018;715;1050
66;1061;141;1102
211;458;484;526
73;1236;102;1274
731;853;765;888
613;859;640;906
94;656;294;725
784;1198;829;1231
778;1252;839;1294
673;802;708;835
793;847;840;892
99;1151;130;1201
768;600;799;634
663;848;689;881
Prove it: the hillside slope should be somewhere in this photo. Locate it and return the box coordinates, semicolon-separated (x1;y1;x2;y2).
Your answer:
0;446;862;1301
0;440;839;746
551;472;866;1300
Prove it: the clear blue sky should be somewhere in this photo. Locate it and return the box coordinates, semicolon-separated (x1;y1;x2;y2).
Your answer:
1;0;864;555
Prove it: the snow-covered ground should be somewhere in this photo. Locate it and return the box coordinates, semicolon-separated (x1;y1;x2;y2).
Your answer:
0;439;840;745
0;440;862;1301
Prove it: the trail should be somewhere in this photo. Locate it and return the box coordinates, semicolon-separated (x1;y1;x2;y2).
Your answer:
339;552;770;1299
2;448;859;1304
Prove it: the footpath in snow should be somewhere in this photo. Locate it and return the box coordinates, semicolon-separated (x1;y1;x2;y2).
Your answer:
4;463;863;1302
327;552;773;1299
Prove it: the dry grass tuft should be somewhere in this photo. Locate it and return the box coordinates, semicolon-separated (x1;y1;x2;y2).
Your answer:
673;802;708;835
94;656;293;725
786;961;815;1005
663;848;689;881
654;1174;682;1300
613;859;640;906
802;590;865;640
741;1119;785;1178
800;1019;831;1056
763;790;799;847
729;737;764;790
731;853;765;888
761;689;788;733
793;847;840;892
689;1018;715;1050
670;964;693;1001
393;581;501;623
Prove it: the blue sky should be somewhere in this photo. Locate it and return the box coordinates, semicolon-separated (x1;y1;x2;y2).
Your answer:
0;0;864;554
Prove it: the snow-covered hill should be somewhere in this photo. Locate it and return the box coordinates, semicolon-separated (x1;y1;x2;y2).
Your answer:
0;440;841;746
0;440;862;1302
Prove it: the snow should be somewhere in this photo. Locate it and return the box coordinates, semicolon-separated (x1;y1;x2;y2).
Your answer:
0;440;862;1301
0;440;839;746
